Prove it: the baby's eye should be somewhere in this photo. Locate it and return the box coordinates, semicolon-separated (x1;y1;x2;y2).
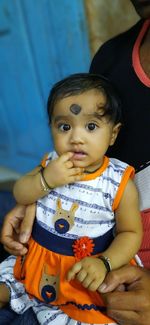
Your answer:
58;123;71;131
86;123;98;131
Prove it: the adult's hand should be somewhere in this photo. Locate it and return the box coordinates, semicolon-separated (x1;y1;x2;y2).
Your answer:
98;265;150;325
0;204;36;255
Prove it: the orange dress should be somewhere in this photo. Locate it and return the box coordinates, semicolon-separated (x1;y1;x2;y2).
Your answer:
1;152;135;325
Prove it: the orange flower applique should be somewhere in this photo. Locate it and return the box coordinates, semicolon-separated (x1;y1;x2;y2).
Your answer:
72;236;95;259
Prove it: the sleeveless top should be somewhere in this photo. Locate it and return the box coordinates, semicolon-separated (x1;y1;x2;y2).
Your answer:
14;151;134;324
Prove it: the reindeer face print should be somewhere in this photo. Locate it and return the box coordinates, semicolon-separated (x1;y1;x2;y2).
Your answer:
53;198;79;234
39;264;60;303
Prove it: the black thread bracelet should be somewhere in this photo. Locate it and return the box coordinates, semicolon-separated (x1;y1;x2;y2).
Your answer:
98;255;112;273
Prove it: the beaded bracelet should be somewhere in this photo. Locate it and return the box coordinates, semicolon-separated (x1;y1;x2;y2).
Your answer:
39;169;52;192
98;255;112;273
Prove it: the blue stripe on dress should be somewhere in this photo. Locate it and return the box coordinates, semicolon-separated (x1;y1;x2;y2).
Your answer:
40;191;112;213
42;310;64;325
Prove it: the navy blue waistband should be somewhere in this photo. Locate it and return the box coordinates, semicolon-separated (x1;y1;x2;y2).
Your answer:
32;220;114;256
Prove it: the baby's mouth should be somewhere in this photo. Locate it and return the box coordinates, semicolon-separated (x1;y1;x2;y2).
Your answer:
72;151;87;160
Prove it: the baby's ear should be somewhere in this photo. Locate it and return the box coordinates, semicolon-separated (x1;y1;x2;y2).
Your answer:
110;123;122;146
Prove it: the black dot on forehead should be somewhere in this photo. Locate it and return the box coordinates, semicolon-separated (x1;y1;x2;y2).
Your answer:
70;104;82;115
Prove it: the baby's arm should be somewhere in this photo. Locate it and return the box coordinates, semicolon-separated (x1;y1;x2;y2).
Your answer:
102;178;143;270
13;165;45;204
67;178;143;291
0;284;10;308
13;152;84;204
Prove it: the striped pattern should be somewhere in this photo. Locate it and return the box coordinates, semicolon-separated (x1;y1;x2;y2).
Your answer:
0;151;132;325
37;151;130;239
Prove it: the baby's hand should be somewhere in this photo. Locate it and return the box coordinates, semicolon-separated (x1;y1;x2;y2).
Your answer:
67;257;107;291
43;152;84;188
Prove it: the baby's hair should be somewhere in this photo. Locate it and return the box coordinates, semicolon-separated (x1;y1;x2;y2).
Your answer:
47;73;122;124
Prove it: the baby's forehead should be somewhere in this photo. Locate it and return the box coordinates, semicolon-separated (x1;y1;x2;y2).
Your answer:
52;108;107;124
53;90;106;115
52;105;106;122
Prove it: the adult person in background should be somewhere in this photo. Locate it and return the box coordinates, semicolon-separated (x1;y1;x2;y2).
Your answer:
1;0;150;324
89;0;150;324
90;0;150;268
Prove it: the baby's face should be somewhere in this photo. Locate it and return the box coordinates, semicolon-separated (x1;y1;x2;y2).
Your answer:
51;89;119;172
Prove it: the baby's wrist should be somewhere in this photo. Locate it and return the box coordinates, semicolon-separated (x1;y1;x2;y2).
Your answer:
39;169;54;192
97;255;112;273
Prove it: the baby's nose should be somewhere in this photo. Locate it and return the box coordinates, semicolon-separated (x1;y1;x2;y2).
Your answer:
70;129;84;144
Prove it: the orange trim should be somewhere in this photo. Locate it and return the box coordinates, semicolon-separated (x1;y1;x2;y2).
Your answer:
130;258;137;266
112;165;135;211
132;19;150;87
40;153;49;168
40;154;109;181
82;156;109;181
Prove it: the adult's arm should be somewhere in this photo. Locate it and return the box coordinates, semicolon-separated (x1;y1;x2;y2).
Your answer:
99;265;150;325
0;204;36;255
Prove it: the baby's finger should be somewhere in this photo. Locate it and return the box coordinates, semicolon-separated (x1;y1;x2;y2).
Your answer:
67;262;82;281
82;274;94;289
69;167;84;176
68;174;84;184
88;278;102;292
76;269;87;283
65;160;74;169
59;152;74;163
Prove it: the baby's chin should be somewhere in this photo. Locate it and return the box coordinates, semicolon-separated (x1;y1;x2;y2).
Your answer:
72;161;97;173
72;160;86;168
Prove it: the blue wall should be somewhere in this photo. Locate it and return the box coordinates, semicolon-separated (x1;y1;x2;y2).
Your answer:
0;0;91;173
